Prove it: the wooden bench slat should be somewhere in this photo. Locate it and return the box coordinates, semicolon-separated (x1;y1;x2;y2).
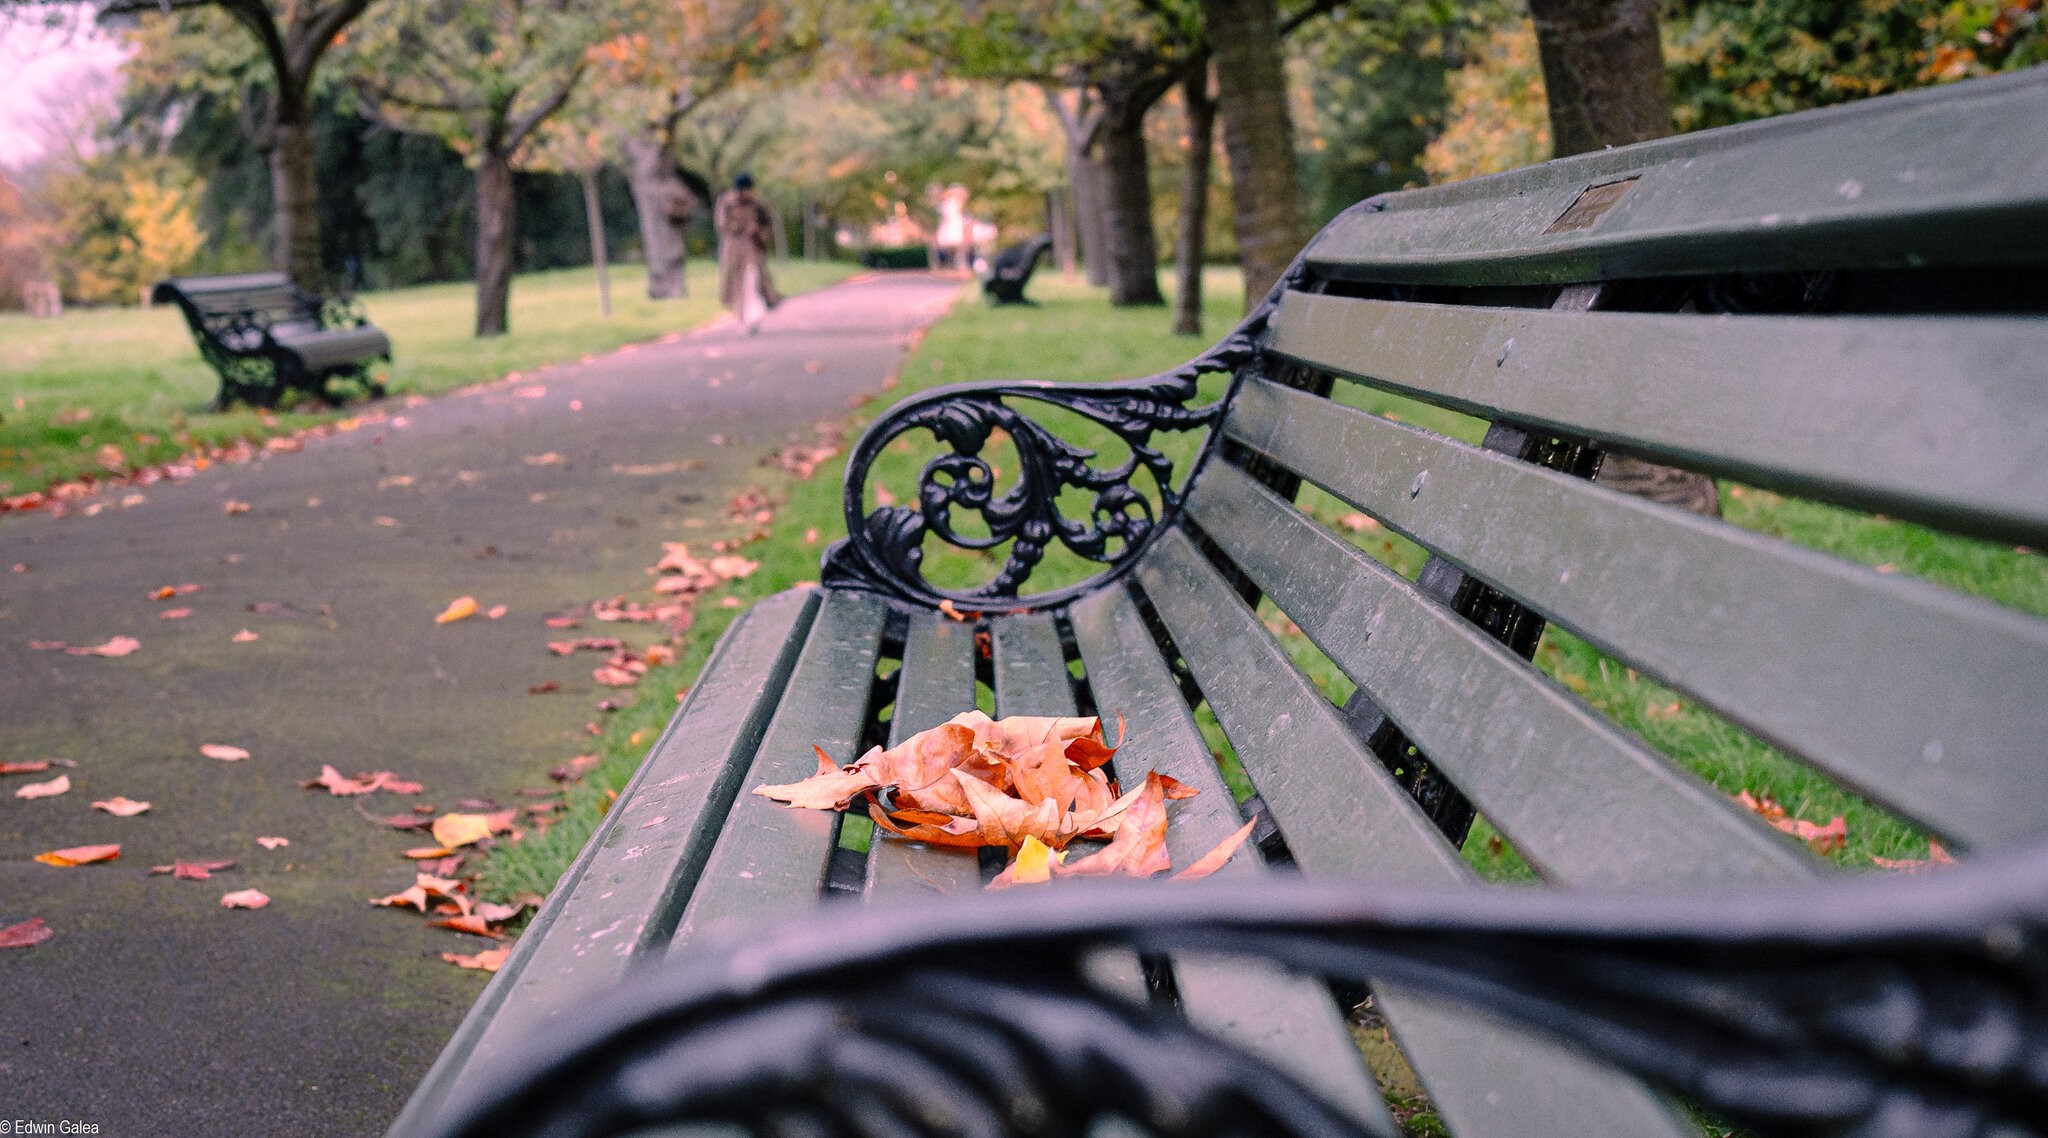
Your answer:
1188;462;1814;886
385;590;819;1135
990;613;1077;715
1270;291;2048;544
1136;530;1698;1138
669;591;889;948
1228;376;2048;851
1067;586;1401;1137
1301;69;2048;286
866;612;982;896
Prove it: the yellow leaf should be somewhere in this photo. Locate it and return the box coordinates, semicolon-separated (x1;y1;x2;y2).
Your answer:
431;813;494;848
435;597;480;624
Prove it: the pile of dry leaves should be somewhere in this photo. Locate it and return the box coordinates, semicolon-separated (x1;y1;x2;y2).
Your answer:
756;712;1255;888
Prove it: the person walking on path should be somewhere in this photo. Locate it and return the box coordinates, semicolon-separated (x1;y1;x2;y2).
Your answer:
715;173;780;333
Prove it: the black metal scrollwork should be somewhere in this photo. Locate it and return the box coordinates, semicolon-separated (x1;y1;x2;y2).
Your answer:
412;844;2048;1138
821;260;1310;612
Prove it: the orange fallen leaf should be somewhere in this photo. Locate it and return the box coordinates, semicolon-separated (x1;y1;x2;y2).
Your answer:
431;914;501;937
592;664;639;686
220;888;270;909
474;900;528;923
443;945;511;972
255;836;290;850
1055;772;1173;880
937;599;968;622
435;596;480;624
36;844;121;867
16;774;70;799
159;607;192;620
404;846;456;859
0;916;54;949
430;813;493;848
304;765;379;795
201;744;251;762
484;604;508;620
1873;839;1955;872
150;859;235;880
1173;817;1259;880
223;500;251;514
1;760;54;775
92;796;151;816
66;636;140;657
232;629;260;642
1734;790;1847;854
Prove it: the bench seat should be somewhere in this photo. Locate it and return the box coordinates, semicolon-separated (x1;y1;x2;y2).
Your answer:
393;69;2048;1138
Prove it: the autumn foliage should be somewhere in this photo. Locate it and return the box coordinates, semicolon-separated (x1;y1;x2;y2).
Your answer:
756;712;1254;888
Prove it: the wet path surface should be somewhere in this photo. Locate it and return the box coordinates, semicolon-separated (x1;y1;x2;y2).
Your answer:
0;273;962;1137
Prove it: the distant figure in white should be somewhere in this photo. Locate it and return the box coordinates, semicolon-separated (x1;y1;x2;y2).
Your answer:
715;173;780;334
934;184;972;273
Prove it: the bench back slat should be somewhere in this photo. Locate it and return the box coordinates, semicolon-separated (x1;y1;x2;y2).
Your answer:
866;612;982;897
989;613;1077;716
1269;292;2048;544
1186;462;1813;886
1133;533;1701;1136
1224;375;2048;850
1301;69;2048;286
384;589;819;1136
155;272;304;317
670;591;887;948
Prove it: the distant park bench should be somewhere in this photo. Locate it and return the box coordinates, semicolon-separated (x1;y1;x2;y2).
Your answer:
153;272;390;409
394;70;2048;1138
981;233;1053;305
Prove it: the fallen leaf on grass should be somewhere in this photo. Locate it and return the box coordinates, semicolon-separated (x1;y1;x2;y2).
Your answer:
201;744;251;762
443;945;510;972
1734;790;1848;854
151;584;203;600
150;859;235;880
255;836;290;850
66;636;140;657
0;917;53;948
220;889;269;909
485;605;507;620
1873;840;1955;872
232;629;260;642
522;452;566;465
223;500;251;514
550;754;600;782
16;774;70;799
92;796;151;816
0;760;55;775
372;873;463;912
159;608;192;620
403;846;456;859
592;664;640;687
527;680;560;694
36;844;121;866
30;640;67;650
435;596;480;624
430;914;502;937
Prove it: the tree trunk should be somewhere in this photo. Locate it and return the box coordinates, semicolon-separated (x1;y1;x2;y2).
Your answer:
1528;0;1719;518
580;168;611;318
1098;99;1166;307
269;115;323;290
1173;57;1217;336
623;131;691;300
1527;0;1670;156
1205;0;1309;309
1067;140;1112;287
474;152;516;338
1047;187;1075;275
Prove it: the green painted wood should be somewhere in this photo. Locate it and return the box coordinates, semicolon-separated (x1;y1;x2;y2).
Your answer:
866;612;982;897
1134;532;1697;1138
1137;530;1467;883
387;590;819;1137
1188;462;1813;886
669;591;889;948
1226;377;2048;850
1068;586;1401;1137
1270;291;2048;545
991;613;1077;716
1302;69;2048;286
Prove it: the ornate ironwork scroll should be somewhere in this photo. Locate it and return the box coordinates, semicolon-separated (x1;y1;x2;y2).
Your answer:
821;261;1311;613
411;843;2048;1138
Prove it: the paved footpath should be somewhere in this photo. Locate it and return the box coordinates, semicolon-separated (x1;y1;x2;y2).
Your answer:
0;272;963;1137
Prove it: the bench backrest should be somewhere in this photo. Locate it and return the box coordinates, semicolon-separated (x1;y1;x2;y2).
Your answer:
1171;66;2048;893
153;272;312;334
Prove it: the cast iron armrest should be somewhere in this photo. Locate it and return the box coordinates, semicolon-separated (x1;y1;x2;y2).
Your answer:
409;840;2048;1138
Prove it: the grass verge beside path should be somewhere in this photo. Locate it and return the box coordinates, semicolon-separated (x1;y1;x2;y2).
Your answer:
0;260;856;496
483;264;2046;899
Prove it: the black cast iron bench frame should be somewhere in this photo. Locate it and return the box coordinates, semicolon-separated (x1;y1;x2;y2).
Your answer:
152;272;391;409
394;69;2048;1138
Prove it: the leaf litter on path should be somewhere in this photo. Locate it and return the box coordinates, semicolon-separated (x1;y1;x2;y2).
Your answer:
0;917;55;949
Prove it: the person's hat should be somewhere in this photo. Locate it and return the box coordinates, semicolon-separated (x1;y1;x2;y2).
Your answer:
734;173;754;190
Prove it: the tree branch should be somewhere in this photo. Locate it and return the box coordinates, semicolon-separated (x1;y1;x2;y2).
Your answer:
1278;0;1351;39
502;58;587;154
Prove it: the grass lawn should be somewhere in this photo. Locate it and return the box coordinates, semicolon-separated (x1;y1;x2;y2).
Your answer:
0;259;857;497
485;264;2046;906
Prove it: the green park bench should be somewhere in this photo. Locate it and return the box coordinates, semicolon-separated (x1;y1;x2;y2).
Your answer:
393;68;2048;1138
152;271;391;409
